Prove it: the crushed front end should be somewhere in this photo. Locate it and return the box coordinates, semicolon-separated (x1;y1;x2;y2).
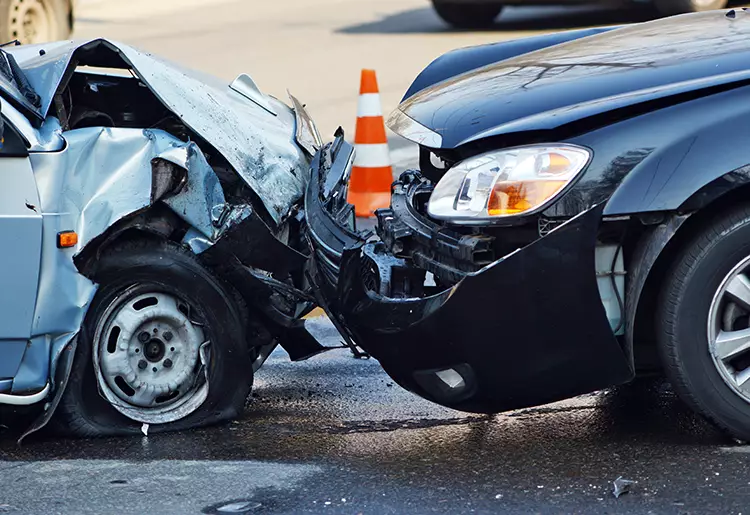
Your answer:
306;133;633;413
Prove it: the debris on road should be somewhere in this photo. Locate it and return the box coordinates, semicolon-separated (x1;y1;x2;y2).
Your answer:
613;476;636;498
215;500;262;513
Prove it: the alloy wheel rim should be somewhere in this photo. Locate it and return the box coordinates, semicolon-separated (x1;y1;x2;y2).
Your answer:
707;254;750;403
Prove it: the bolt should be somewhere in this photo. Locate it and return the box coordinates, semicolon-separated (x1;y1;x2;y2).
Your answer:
138;332;150;343
153;328;158;334
152;367;158;372
164;331;173;342
138;360;147;370
164;359;173;369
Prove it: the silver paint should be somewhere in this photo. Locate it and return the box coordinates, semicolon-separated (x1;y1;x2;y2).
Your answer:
8;38;308;224
10;127;248;401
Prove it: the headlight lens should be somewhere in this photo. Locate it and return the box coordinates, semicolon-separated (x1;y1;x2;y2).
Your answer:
427;145;591;222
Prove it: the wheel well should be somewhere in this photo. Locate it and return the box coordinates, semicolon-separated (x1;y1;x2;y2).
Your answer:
631;182;750;372
74;205;187;279
74;206;280;360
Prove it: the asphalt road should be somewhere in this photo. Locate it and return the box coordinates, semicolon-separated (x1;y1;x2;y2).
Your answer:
1;318;749;514
3;2;750;514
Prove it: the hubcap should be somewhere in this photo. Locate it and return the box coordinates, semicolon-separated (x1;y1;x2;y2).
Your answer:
708;255;750;403
8;0;52;45
93;289;211;424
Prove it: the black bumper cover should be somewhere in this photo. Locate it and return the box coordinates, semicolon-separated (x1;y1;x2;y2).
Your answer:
306;138;634;413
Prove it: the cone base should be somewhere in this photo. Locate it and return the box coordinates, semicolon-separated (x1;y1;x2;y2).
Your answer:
348;191;391;218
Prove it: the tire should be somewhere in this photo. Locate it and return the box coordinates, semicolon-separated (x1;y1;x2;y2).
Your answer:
432;1;503;29
654;0;727;17
0;0;71;45
54;238;252;437
658;205;750;441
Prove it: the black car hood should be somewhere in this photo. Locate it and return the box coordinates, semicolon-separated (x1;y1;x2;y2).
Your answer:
391;11;750;149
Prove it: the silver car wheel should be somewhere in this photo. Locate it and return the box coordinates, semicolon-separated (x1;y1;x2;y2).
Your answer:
707;254;750;403
92;288;211;424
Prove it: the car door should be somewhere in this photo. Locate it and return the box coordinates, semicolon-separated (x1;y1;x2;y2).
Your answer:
0;116;43;391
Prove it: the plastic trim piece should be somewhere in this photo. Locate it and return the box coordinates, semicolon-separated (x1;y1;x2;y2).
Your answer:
0;381;50;405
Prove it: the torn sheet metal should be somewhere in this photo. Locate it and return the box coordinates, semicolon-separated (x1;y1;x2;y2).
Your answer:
155;143;228;241
7;39;308;224
25;126;243;396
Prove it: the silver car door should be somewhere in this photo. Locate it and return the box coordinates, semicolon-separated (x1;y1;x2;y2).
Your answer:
0;118;42;388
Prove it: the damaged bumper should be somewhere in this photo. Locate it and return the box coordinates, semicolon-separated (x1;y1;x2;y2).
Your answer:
306;135;633;413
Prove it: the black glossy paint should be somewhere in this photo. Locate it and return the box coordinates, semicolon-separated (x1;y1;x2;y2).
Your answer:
544;84;750;218
397;11;750;150
307;157;634;413
401;27;617;101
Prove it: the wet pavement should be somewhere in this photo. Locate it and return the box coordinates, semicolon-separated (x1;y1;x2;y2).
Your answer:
1;318;749;514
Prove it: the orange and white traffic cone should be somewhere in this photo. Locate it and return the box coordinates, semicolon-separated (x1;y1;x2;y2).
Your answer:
348;69;392;218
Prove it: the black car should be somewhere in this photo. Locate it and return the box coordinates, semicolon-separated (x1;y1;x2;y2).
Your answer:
308;11;750;441
431;0;727;28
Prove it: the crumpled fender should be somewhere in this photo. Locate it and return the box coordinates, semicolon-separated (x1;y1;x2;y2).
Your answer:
19;126;250;438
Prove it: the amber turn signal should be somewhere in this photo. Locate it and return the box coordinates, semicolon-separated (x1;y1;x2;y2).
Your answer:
488;180;567;216
57;231;78;248
427;145;591;222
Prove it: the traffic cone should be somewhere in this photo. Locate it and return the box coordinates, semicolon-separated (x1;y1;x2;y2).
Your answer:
348;69;392;217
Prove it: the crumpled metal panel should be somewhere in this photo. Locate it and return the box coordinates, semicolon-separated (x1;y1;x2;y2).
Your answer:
0;97;65;152
156;144;226;240
8;39;307;224
26;127;234;394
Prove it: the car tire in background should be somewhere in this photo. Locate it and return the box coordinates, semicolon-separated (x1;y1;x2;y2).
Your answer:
0;0;71;45
658;205;750;442
54;238;253;437
654;0;727;16
431;0;503;29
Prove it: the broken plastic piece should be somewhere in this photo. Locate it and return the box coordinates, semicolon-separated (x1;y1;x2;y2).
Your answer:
613;476;635;498
216;500;262;513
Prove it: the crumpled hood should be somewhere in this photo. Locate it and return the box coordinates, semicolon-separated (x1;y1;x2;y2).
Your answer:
6;39;306;224
392;11;750;149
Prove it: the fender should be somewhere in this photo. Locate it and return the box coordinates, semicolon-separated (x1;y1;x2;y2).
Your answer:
402;27;619;101
538;84;750;219
600;84;750;215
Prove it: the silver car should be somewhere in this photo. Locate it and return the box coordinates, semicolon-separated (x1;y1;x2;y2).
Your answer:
0;38;322;439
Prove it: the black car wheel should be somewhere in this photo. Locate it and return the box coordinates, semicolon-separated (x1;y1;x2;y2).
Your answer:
432;0;503;29
659;205;750;441
0;0;71;45
54;238;252;437
654;0;727;16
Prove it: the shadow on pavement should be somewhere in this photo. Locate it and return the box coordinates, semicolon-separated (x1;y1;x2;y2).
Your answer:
337;5;657;35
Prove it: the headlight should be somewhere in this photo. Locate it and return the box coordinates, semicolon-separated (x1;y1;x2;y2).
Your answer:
427;145;591;222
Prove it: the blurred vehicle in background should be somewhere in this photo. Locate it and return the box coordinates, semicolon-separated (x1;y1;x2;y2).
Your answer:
0;0;74;44
431;0;727;28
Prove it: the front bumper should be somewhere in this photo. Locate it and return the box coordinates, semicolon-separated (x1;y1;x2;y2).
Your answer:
306;135;633;413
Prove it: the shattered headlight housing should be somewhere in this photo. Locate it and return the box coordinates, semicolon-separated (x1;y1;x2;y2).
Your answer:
427;145;591;223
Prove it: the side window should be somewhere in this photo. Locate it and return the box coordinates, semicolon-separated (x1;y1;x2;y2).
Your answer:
0;115;29;157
